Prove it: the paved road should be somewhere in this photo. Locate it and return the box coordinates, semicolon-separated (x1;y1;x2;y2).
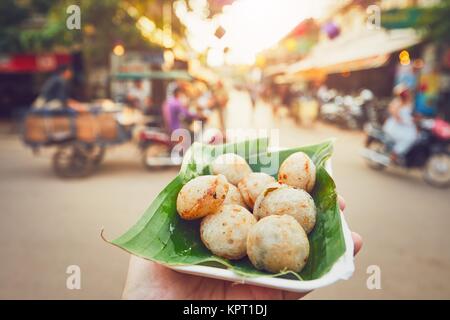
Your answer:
1;90;449;299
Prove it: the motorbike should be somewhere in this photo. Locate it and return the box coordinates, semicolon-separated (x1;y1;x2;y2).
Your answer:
138;126;181;169
138;110;224;170
320;89;373;130
362;118;450;188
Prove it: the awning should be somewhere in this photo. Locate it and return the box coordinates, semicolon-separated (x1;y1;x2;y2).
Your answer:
381;7;423;30
264;63;290;77
112;70;192;81
274;70;327;84
286;28;421;76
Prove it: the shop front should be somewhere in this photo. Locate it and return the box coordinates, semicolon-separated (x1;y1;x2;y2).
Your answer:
0;52;74;118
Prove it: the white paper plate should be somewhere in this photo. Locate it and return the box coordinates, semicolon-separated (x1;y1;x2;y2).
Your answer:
169;160;355;293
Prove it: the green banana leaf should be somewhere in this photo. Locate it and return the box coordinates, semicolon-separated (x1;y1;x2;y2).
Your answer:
110;138;346;281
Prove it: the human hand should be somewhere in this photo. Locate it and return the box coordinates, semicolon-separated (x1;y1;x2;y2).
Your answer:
122;196;362;300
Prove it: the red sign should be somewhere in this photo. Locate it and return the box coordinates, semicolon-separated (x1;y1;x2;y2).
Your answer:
0;53;71;73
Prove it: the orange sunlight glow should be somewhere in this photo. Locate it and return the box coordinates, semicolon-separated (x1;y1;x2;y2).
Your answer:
175;0;330;66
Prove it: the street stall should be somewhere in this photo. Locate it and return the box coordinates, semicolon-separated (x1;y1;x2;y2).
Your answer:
284;28;421;89
21;61;196;178
0;52;75;121
111;70;204;170
280;28;422;129
21;65;199;178
22;104;129;178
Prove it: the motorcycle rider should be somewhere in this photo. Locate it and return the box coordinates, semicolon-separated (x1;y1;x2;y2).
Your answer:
382;85;418;163
163;87;204;133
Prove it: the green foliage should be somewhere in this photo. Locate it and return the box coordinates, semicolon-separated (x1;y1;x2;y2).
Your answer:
417;0;450;43
0;0;159;59
0;0;78;53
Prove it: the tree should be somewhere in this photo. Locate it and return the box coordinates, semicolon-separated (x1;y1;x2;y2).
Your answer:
0;0;187;99
0;0;65;53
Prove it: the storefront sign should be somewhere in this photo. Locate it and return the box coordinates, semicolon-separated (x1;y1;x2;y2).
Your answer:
110;50;164;75
0;53;70;73
381;7;422;29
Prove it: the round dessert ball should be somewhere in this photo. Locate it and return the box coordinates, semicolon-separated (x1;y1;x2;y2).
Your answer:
210;153;252;185
223;183;247;208
176;174;229;220
278;152;316;192
247;215;310;273
238;172;276;209
253;185;316;234
200;204;257;259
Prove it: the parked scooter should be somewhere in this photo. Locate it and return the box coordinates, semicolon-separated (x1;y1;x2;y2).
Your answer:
138;111;223;170
362;118;450;188
320;89;374;130
138;126;181;169
364;97;390;130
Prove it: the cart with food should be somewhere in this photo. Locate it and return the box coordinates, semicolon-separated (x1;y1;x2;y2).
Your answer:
23;69;198;177
22;102;131;178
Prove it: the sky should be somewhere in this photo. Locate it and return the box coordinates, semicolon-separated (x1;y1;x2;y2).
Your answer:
174;0;332;66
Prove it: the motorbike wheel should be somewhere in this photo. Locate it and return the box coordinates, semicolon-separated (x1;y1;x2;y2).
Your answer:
366;140;387;171
142;143;172;170
423;153;450;188
52;144;94;178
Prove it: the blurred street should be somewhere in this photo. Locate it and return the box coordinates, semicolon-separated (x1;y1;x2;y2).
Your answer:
1;90;449;299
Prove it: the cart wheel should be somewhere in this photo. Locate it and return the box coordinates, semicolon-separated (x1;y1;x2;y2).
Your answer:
88;145;106;166
52;144;94;178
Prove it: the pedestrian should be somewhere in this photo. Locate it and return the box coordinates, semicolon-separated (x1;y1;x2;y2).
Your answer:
213;81;228;133
126;79;151;113
248;83;259;110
